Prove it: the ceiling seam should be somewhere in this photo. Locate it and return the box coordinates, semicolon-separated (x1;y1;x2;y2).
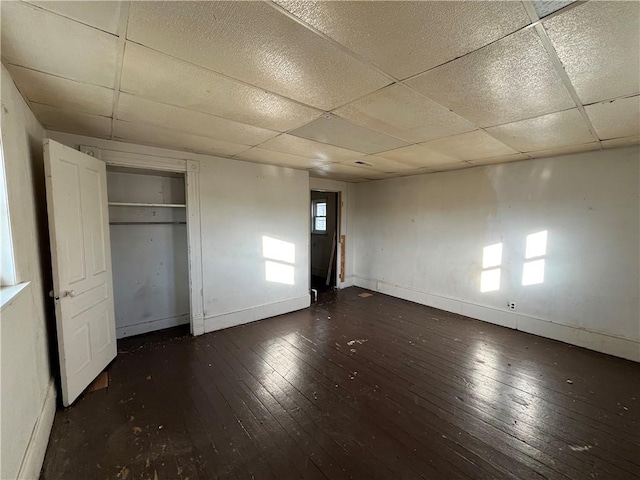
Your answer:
109;2;130;141
264;1;399;84
3;63;115;91
122;39;326;114
262;2;541;156
522;1;602;149
18;1;121;37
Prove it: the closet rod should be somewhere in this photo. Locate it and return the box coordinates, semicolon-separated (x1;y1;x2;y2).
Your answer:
109;222;187;225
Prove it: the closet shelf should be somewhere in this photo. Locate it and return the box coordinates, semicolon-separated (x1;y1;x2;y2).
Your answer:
108;202;186;208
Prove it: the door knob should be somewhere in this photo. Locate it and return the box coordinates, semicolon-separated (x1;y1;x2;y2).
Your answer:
64;290;77;298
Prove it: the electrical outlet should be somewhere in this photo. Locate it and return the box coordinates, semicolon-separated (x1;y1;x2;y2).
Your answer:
508;302;516;310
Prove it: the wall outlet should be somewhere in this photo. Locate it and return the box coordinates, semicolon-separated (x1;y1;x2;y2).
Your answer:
508;302;516;310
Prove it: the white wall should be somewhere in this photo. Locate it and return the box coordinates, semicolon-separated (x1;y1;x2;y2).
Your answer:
353;147;640;361
1;65;56;479
199;158;310;330
46;132;312;333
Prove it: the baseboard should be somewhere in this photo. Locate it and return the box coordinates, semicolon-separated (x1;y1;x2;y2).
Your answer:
16;380;56;480
116;313;190;338
204;295;310;333
354;276;640;362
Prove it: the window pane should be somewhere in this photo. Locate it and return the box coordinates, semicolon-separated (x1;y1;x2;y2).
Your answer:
315;217;326;231
316;202;326;217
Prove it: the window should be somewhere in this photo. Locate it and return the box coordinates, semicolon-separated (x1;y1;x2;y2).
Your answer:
312;198;327;234
0;136;17;286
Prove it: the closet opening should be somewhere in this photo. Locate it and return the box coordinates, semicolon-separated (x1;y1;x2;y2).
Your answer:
106;166;190;339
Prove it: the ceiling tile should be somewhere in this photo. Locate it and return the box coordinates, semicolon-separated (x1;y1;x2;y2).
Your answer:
585;96;640;141
377;144;460;169
120;43;321;132
467;153;530;166
1;1;118;88
339;155;416;174
32;103;111;138
334;84;476;143
486;109;597;152
114;120;251;158
234;147;329;170
127;1;390;110
288;115;409;154
7;65;114;117
24;1;122;34
117;93;278;146
315;162;376;177
257;134;363;162
419;130;518;161
309;169;368;183
527;142;601;159
544;2;640;104
406;28;575;127
601;135;640;150
430;162;474;172
275;1;530;79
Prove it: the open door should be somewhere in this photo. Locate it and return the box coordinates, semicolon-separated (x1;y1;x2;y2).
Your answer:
44;139;116;406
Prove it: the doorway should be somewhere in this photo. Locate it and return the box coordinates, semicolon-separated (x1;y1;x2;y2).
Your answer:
106;166;190;339
310;191;339;296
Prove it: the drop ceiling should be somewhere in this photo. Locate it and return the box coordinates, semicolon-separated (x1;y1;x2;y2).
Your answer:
2;1;638;182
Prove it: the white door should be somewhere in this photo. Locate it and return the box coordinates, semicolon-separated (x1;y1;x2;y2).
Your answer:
44;139;116;406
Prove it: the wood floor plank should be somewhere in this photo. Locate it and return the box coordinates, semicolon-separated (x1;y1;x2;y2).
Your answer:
41;288;640;480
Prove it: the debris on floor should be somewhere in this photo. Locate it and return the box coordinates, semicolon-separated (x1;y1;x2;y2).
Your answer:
86;372;108;393
358;292;374;298
347;339;368;346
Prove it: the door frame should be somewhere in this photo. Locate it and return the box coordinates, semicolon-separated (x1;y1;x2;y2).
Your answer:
80;146;205;335
309;177;350;289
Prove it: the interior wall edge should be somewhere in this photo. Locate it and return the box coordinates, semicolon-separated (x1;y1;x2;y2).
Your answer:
354;276;640;363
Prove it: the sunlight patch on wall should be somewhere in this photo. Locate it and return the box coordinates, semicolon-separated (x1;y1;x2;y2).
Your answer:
263;236;295;285
481;243;502;292
525;231;547;259
263;236;295;264
265;260;294;285
523;259;545;286
523;231;547;286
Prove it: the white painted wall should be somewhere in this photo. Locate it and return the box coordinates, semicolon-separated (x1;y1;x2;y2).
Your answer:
47;132;312;333
1;65;56;479
107;170;189;338
353;147;640;361
199;159;310;331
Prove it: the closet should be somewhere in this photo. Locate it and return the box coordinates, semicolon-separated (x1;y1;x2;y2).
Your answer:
106;166;190;338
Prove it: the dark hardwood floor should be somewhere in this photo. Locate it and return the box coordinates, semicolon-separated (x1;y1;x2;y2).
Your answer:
41;287;640;480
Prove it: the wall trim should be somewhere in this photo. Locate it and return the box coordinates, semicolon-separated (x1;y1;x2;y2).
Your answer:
354;276;640;362
116;314;190;339
16;380;56;480
80;146;206;337
204;295;310;333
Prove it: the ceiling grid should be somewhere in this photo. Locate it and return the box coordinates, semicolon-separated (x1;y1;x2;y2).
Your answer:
1;0;638;182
